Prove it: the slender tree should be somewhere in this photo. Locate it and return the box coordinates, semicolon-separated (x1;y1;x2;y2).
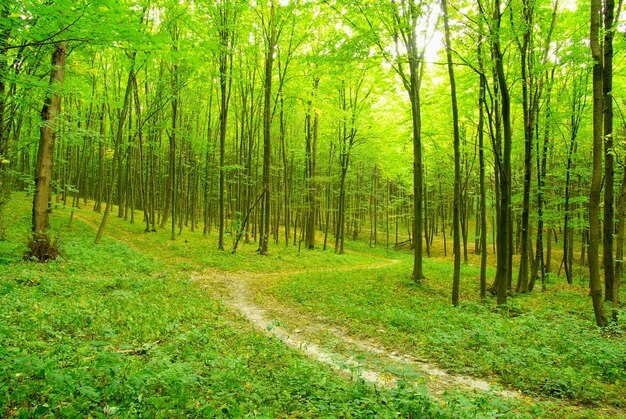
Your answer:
441;0;461;306
489;0;513;306
258;0;278;255
364;0;431;281
602;0;616;302
588;0;608;327
216;1;236;251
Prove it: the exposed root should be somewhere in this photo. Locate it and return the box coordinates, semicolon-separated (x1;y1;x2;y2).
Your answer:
25;233;61;263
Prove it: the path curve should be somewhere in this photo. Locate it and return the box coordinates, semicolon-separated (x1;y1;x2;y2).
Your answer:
193;268;519;399
71;210;621;415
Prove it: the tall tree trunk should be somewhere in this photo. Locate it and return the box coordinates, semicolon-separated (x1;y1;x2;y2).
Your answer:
441;0;461;306
323;142;333;251
203;82;214;235
530;71;554;293
603;0;615;302
492;0;512;306
32;43;67;240
94;104;106;213
305;78;319;250
409;66;424;281
478;40;488;301
615;151;626;317
589;0;608;327
132;75;150;233
259;1;277;255
169;65;178;241
516;0;534;294
335;163;348;254
280;91;290;246
218;5;235;251
0;4;11;240
95;54;136;244
563;76;585;284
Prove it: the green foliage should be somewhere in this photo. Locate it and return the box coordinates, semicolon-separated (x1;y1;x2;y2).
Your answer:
0;196;453;417
265;257;626;411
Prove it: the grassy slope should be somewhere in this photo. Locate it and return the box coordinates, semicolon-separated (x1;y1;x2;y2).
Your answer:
1;194;532;418
263;239;626;412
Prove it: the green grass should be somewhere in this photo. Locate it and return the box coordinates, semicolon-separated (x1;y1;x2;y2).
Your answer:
264;257;626;412
1;194;543;418
69;202;381;276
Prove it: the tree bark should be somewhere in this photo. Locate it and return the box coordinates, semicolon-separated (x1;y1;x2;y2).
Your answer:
259;0;277;255
603;0;615;302
32;43;67;236
441;0;461;306
492;0;512;306
589;0;608;327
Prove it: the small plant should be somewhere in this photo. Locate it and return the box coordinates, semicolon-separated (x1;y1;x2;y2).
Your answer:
24;233;62;263
14;273;41;286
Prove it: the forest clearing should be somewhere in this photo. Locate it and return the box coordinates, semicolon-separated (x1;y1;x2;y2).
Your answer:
1;0;626;417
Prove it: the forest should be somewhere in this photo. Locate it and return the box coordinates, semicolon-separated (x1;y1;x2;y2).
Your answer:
1;0;626;417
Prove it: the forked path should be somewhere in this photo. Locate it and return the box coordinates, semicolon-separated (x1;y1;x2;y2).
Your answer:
192;264;520;400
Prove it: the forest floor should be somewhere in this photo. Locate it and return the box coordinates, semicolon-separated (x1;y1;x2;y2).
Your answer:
1;195;625;417
193;265;520;397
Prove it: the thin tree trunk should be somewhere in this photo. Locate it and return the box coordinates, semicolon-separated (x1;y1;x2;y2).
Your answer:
589;0;608;327
492;0;512;306
259;1;277;255
603;0;616;302
218;5;235;250
442;0;462;306
516;0;534;293
478;44;488;301
96;54;135;244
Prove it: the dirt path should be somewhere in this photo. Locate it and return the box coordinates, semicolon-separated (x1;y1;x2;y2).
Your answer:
71;210;620;415
193;268;519;399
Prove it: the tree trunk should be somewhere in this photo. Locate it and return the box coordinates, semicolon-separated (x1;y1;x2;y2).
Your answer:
259;1;276;255
305;78;319;249
615;153;626;317
603;0;615;302
95;54;135;244
442;0;461;306
94;104;106;213
218;5;234;251
478;44;488;301
492;0;512;306
409;71;424;281
32;43;67;239
589;0;608;327
516;0;534;294
0;4;11;240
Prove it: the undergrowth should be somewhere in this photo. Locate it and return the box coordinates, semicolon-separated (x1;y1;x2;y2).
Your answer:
265;260;626;414
24;232;62;263
0;194;536;417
